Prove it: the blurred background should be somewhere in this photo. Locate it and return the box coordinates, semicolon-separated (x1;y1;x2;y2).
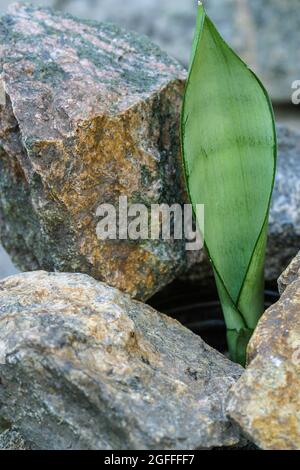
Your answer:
0;0;299;278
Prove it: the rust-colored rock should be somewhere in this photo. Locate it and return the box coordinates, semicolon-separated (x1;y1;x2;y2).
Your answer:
227;273;300;450
0;4;187;300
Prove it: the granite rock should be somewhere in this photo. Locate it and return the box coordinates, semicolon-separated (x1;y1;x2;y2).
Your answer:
0;4;187;301
278;251;300;295
0;271;244;450
57;0;300;102
0;428;30;450
227;275;300;450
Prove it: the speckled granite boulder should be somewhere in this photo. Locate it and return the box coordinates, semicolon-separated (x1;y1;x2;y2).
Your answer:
0;271;244;450
182;125;300;286
227;272;300;450
0;4;187;301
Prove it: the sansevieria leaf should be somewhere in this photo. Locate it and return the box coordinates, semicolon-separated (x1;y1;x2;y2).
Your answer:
181;3;277;366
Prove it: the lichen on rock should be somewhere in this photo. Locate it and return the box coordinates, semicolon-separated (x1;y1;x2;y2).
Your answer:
278;251;300;295
0;428;30;450
0;4;188;300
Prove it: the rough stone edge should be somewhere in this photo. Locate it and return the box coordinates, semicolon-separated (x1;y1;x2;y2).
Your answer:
277;251;300;295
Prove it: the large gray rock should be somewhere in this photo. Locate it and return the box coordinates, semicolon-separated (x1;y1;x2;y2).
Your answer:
0;4;188;301
227;266;300;450
0;271;244;450
183;125;300;286
0;0;296;102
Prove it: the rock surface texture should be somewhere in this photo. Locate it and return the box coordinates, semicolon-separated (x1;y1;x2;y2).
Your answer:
227;258;300;450
206;0;300;103
267;126;300;282
0;4;187;301
182;125;300;286
0;271;244;450
0;428;30;450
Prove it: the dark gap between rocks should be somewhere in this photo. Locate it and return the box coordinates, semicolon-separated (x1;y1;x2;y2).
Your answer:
148;281;279;354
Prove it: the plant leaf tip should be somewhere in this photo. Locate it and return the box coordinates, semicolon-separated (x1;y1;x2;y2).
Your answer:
181;5;276;365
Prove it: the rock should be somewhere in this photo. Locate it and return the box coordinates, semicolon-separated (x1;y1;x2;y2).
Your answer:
182;125;300;287
11;0;297;103
0;4;188;301
227;275;300;450
0;428;30;450
0;271;244;450
278;251;300;294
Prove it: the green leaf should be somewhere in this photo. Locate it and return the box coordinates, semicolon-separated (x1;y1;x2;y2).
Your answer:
181;4;277;366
